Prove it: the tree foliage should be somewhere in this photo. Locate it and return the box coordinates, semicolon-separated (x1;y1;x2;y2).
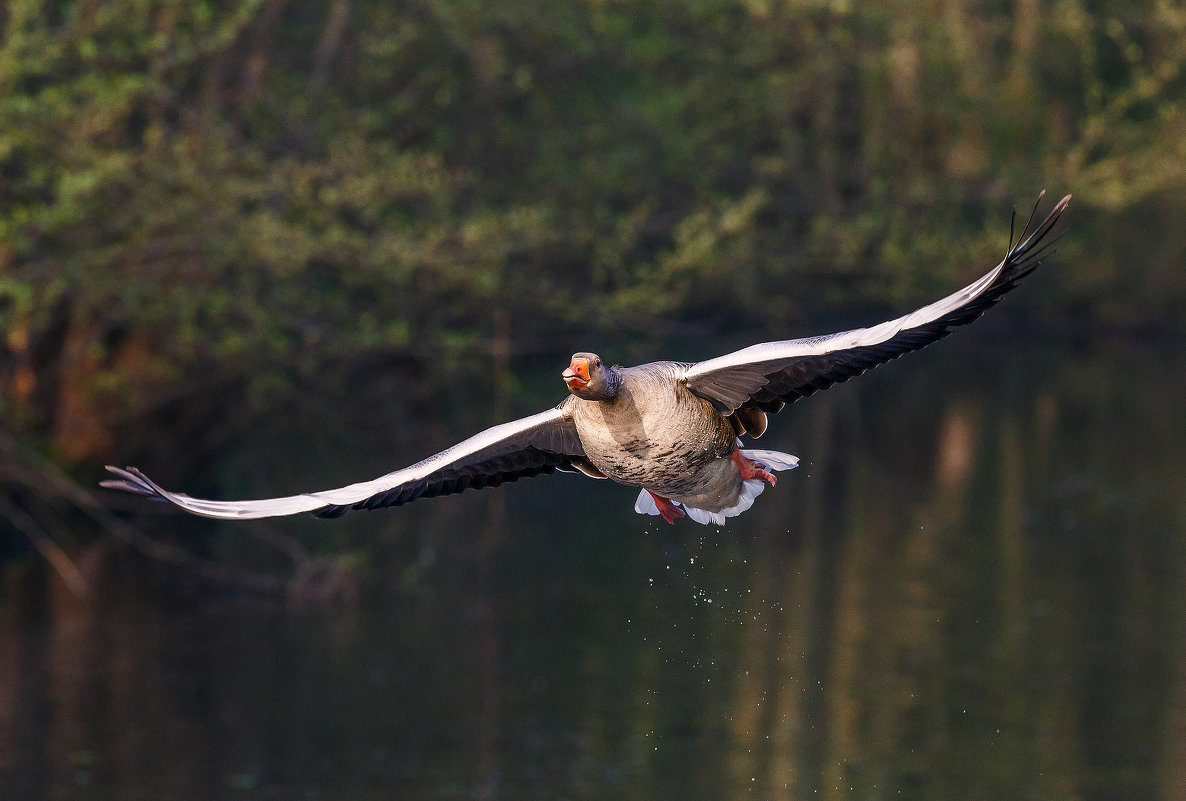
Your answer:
1;0;1184;466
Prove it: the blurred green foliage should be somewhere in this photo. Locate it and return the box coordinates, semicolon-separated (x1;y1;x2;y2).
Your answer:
1;0;1184;465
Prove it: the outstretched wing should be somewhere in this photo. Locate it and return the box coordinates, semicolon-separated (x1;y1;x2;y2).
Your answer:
683;193;1070;427
102;402;588;520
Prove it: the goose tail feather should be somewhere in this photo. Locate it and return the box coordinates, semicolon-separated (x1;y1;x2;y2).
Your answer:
632;448;798;525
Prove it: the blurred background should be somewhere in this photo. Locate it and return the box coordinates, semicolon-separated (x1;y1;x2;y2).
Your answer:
1;1;1184;799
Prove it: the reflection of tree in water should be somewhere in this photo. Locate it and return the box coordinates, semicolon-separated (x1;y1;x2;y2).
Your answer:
2;345;1186;799
712;346;1186;800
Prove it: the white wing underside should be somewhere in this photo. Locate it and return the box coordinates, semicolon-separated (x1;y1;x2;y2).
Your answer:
103;406;575;520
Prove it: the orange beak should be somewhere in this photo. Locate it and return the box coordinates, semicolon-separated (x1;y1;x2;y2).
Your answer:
562;357;590;389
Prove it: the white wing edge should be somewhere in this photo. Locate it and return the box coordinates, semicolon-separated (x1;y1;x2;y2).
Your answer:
104;406;574;520
684;194;1068;381
684;257;1007;380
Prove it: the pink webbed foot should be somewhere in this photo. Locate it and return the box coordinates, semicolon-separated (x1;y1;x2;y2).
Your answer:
646;490;686;524
733;449;777;486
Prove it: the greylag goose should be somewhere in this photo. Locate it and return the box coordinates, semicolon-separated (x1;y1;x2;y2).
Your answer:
103;193;1070;525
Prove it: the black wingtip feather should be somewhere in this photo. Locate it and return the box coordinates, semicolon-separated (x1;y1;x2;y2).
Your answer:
728;192;1070;415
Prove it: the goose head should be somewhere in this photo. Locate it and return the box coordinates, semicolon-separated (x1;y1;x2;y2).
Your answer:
562;352;622;401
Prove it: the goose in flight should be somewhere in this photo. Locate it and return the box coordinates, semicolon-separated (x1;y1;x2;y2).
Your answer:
103;193;1070;525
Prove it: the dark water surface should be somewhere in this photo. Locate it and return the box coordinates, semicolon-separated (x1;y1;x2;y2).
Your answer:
3;338;1185;800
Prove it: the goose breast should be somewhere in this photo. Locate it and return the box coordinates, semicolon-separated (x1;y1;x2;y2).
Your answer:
569;362;736;498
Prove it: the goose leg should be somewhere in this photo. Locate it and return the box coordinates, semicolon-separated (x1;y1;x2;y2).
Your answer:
646;490;686;524
733;449;777;486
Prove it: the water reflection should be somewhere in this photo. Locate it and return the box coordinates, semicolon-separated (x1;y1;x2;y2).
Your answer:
2;339;1185;800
